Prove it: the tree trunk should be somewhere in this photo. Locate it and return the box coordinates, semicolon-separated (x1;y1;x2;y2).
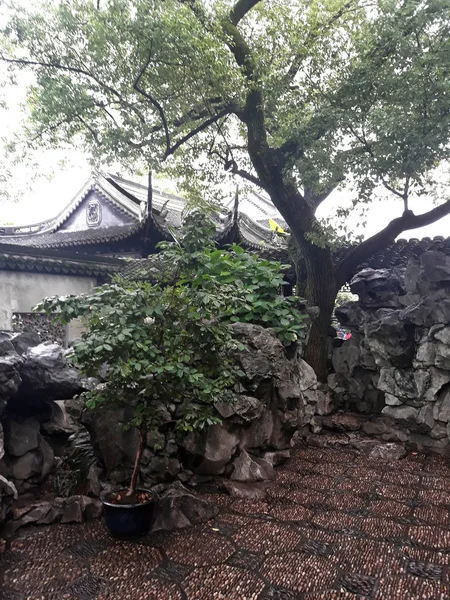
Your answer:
300;242;338;383
242;145;339;381
127;427;146;497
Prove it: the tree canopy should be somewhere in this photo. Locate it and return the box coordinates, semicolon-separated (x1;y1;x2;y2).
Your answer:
2;0;450;378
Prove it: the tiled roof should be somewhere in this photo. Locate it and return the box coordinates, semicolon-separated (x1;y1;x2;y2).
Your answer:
237;213;288;250
350;236;450;270
2;223;142;249
0;244;123;277
120;256;162;281
0;173;142;240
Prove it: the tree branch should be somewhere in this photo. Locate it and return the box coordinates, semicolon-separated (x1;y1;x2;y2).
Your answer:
163;108;232;159
0;54;148;125
126;99;236;149
133;45;171;156
77;116;101;145
209;147;263;188
284;0;356;86
229;0;263;26
305;184;339;210
230;165;263;188
221;18;269;170
337;200;450;284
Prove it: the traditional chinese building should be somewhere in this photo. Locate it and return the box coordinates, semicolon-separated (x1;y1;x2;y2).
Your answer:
0;172;290;258
0;172;290;338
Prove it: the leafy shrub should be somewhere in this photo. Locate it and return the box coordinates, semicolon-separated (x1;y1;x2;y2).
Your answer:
36;210;307;495
53;429;98;497
157;211;309;345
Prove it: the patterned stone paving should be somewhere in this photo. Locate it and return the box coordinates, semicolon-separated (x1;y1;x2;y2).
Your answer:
2;445;450;599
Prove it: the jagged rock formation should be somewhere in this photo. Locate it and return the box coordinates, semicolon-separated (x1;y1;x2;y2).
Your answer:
0;323;325;533
329;251;450;452
84;323;325;487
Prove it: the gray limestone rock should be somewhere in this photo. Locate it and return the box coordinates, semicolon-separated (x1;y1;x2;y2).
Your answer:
4;418;40;457
5;449;42;481
377;368;418;401
381;405;419;425
434;326;450;346
314;389;334;416
262;449;291;466
152;482;218;532
39;437;55;480
430;423;448;440
61;497;84;524
231;450;275;482
365;312;415;368
222;480;269;499
368;443;406;461
362;417;409;443
0;352;23;410
436;389;450;423
418;252;450;291
0;332;15;356
0;422;4;462
142;456;181;483
335;302;371;333
385;394;402;406
17;342;83;410
297;359;317;391
322;413;362;432
275;382;301;412
215;395;264;422
240;408;274;450
87;466;102;498
182;424;239;476
310;416;323;434
332;336;361;377
350;268;405;308
416;405;435;432
10;331;42;356
41;400;78;436
82;406;139;471
400;296;450;328
425;368;450;402
83;497;103;520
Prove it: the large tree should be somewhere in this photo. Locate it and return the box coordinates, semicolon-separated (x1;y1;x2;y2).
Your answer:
2;0;450;380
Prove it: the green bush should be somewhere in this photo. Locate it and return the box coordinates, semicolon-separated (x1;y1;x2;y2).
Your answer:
36;211;307;495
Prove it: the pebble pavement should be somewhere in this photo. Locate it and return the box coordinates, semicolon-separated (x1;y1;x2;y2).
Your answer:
2;445;450;599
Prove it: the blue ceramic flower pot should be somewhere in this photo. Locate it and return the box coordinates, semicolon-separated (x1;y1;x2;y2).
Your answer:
100;488;157;540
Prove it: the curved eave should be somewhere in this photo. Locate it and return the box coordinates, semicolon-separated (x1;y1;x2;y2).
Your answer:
0;172;142;240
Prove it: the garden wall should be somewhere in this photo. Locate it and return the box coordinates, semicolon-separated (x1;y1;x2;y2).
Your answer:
328;249;450;453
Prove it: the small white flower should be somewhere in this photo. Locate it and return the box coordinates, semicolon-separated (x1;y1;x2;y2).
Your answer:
144;316;155;325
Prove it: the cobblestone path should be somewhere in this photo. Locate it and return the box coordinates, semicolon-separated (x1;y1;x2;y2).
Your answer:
2;445;450;599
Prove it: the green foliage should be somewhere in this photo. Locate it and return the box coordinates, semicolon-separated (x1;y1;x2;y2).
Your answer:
36;213;306;439
2;0;450;233
38;278;238;435
164;212;308;345
53;428;98;497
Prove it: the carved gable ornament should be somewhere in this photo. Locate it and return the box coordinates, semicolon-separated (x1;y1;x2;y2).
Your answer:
86;199;102;227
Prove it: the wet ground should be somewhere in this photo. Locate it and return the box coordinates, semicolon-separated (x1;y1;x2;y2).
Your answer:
2;445;450;599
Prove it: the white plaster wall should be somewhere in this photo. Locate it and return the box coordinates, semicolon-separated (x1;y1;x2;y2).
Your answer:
0;270;96;341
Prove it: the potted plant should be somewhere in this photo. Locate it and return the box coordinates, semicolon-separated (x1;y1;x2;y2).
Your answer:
37;211;307;538
37;216;244;538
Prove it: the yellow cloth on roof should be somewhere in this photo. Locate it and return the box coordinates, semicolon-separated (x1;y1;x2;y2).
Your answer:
268;218;285;233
